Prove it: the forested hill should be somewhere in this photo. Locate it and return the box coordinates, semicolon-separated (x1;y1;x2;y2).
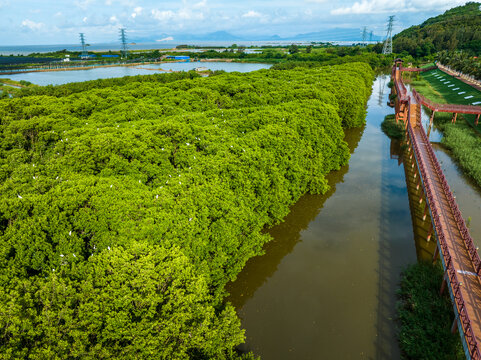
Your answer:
393;2;481;56
0;64;374;359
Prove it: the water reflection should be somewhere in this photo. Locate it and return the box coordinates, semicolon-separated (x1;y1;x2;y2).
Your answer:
227;126;364;309
228;76;416;359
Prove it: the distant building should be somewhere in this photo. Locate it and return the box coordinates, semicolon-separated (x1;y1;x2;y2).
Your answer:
101;55;120;58
167;55;190;61
63;55;70;62
80;54;97;60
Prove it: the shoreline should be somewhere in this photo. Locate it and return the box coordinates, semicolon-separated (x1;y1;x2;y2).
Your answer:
0;60;184;75
0;59;270;76
0;58;261;76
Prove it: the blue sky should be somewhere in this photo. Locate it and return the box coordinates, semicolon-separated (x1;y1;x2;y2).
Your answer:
0;0;472;45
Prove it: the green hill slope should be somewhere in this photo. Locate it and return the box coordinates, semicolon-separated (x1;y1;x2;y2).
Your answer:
393;2;481;56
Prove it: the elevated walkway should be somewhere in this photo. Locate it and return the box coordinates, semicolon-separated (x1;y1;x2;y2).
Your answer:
393;61;481;360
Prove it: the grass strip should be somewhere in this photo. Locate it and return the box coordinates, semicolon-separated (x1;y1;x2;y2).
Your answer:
397;262;464;360
381;114;405;140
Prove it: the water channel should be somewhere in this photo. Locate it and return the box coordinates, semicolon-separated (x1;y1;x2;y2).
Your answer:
1;61;271;86
227;75;481;359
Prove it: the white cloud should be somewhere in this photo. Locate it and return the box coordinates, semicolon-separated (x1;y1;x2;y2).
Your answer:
109;15;118;22
242;10;262;18
193;0;207;8
75;0;95;10
83;16;88;22
131;6;142;18
21;19;44;31
151;5;205;22
105;0;136;5
331;0;468;15
151;9;175;21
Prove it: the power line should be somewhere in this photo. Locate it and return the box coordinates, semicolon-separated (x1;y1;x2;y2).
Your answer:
382;15;395;55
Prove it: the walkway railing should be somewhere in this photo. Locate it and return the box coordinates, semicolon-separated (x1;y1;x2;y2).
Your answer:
412;89;481;115
400;65;437;72
394;63;481;359
407;106;481;360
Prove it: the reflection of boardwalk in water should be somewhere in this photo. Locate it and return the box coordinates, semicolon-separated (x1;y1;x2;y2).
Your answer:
374;131;416;358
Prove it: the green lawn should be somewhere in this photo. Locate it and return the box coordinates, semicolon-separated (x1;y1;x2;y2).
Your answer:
422;69;481;105
421;69;481;131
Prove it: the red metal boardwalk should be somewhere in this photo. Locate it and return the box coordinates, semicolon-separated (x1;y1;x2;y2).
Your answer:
393;63;481;360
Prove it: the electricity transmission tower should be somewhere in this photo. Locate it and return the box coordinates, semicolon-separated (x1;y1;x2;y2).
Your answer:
119;28;128;58
361;26;368;46
79;33;88;58
382;16;395;54
369;31;373;42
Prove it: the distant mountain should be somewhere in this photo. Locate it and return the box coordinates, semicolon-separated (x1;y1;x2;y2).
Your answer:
136;29;382;43
176;31;243;41
393;2;481;55
287;29;383;42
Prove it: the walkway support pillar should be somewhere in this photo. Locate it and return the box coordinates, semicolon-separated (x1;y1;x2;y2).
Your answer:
427;222;433;242
452;113;458;124
433;244;439;263
429;111;435;128
440;270;448;295
422;202;429;221
451;316;459;334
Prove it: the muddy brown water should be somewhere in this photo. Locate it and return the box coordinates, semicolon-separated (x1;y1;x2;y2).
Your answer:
227;75;481;359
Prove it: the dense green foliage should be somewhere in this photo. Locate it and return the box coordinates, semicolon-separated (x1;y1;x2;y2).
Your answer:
14;71;201;98
437;51;481;80
0;63;373;358
381;114;405;140
271;52;394;71
397;262;463;359
393;2;481;57
441;120;481;188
